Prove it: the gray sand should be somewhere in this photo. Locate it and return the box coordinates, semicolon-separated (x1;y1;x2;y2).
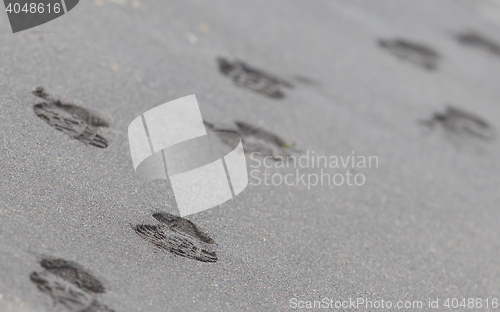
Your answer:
0;0;499;311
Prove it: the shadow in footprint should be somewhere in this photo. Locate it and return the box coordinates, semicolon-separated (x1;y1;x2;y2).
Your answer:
133;212;217;263
456;31;500;57
30;257;113;312
32;87;109;148
378;38;440;70
204;120;298;160
217;57;294;99
420;105;495;141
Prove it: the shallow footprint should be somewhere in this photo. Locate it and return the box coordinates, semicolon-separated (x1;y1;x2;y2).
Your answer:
30;257;113;312
133;212;217;263
39;258;106;293
420;105;495;141
32;87;109;148
217;57;294;99
456;31;500;57
378;38;440;70
204;120;297;160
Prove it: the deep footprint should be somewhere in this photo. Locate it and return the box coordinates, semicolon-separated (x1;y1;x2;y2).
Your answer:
133;212;217;263
204;120;297;159
456;31;500;56
420;105;495;140
32;87;109;148
378;38;440;70
217;57;294;99
30;257;113;312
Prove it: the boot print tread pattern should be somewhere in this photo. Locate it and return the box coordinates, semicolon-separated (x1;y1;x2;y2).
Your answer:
133;212;217;263
32;87;109;148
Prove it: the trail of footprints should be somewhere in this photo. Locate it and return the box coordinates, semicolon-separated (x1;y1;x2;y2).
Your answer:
23;28;498;310
33;87;109;148
30;258;114;312
376;35;496;142
217;53;495;146
379;31;500;70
